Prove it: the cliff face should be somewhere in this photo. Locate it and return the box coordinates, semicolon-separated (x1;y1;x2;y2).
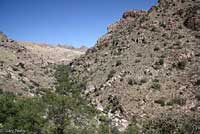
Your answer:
70;0;200;128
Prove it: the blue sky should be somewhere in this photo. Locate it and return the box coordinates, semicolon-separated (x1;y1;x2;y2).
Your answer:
0;0;157;47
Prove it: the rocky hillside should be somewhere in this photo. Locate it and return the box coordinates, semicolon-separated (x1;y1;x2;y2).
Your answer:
0;35;85;96
70;0;200;129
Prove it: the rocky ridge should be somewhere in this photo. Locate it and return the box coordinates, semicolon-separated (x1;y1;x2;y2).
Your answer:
70;0;200;129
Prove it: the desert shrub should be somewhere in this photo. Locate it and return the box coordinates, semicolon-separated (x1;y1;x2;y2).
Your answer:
98;123;110;134
124;124;140;134
55;65;86;96
135;59;141;63
108;70;116;80
136;53;142;57
195;94;200;101
195;89;200;101
0;88;3;94
142;113;200;134
195;79;200;86
177;61;186;70
151;82;161;90
155;59;164;66
154;47;160;51
152;79;159;83
139;78;147;85
167;96;186;106
128;78;134;86
158;58;164;65
116;60;122;66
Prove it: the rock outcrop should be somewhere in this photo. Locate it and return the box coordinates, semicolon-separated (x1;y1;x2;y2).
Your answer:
108;10;146;33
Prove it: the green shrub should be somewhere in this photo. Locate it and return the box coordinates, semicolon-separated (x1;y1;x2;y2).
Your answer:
155;59;164;66
152;79;159;83
124;124;140;134
0;93;46;134
151;82;161;90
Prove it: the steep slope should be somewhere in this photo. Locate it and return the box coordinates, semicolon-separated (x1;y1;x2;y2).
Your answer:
0;37;85;95
70;0;200;128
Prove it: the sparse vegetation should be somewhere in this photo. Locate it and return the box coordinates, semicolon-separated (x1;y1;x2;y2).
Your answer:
128;78;133;86
108;70;116;80
135;59;141;63
116;60;122;66
154;47;160;51
158;58;164;65
139;78;147;85
195;93;200;101
195;89;200;101
195;79;200;86
151;82;161;90
167;96;186;106
136;53;142;57
124;123;140;134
